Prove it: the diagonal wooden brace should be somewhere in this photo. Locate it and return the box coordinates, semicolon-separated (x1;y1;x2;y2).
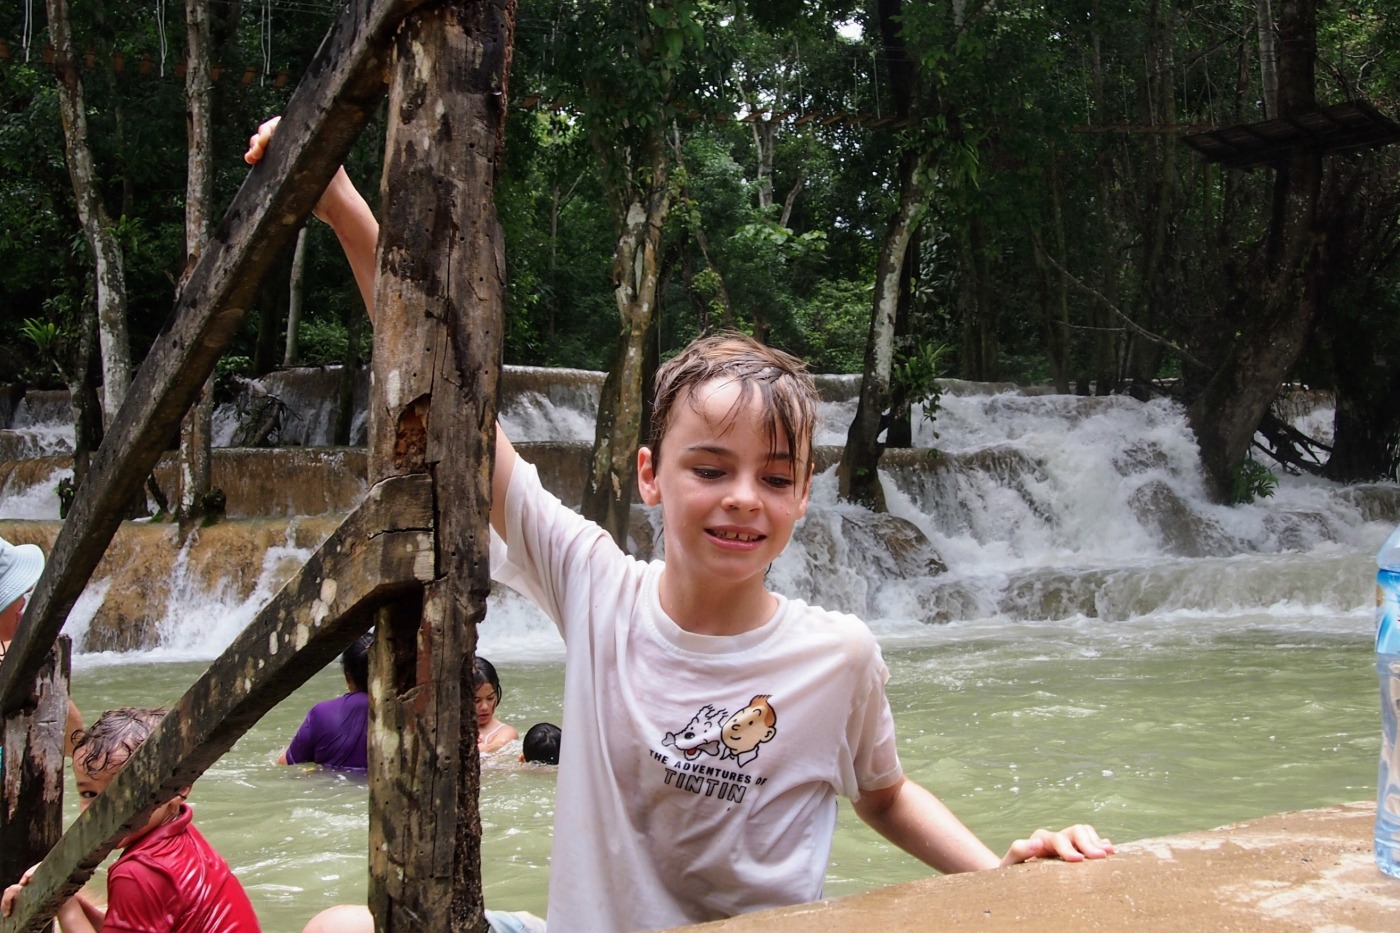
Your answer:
0;474;433;933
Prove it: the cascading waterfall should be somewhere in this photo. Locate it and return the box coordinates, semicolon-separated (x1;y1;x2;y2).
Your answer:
1;367;1393;659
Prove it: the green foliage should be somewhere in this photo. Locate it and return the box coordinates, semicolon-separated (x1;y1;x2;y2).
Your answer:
543;0;737;201
1229;460;1279;506
788;279;871;373
734;222;827;258
892;340;949;425
20;317;64;357
216;354;253;378
1;0;1398;489
213;354;253;400
294;318;369;367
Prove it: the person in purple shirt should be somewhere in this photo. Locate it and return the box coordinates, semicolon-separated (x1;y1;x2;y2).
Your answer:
279;634;371;771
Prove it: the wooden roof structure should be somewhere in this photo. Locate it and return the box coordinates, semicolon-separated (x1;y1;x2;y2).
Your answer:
1181;98;1400;169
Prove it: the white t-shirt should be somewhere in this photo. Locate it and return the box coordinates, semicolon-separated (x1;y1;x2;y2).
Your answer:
494;461;904;933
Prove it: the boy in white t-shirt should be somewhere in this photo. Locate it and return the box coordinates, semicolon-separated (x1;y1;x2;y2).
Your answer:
247;120;1112;933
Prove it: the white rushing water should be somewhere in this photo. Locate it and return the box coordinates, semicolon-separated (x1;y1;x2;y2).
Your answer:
2;372;1388;661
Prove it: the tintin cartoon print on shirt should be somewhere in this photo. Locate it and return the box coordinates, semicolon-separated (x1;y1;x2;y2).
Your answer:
719;695;777;767
663;695;777;768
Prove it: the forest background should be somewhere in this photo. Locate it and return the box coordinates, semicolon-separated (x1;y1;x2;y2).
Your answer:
2;0;1399;537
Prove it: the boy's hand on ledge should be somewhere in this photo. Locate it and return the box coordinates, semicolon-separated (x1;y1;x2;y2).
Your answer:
1001;824;1114;866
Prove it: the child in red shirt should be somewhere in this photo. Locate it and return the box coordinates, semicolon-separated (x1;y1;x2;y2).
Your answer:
1;707;261;932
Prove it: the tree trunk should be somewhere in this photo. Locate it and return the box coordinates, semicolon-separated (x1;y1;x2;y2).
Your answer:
1314;162;1400;482
366;1;515;928
177;0;216;527
176;384;215;524
885;227;919;449
1257;0;1279;119
957;217;999;382
253;248;292;377
284;226;309;366
68;285;105;507
582;138;670;548
1323;352;1400;481
1187;0;1324;500
1034;151;1072;394
335;288;364;447
47;0;132;428
1086;0;1126;395
1126;0;1179;399
746;99;778;213
837;150;927;510
836;0;929;509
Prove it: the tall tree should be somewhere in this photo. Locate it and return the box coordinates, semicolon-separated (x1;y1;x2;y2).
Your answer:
836;0;926;510
838;0;1014;509
1185;0;1329;500
177;0;217;526
1122;0;1183;399
45;0;134;428
551;0;730;548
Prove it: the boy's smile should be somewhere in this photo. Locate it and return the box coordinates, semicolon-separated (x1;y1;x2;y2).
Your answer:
638;377;811;632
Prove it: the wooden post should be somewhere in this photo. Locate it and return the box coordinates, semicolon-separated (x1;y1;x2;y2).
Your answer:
0;637;70;886
366;0;514;928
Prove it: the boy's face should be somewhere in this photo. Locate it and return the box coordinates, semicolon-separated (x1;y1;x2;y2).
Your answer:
74;750;187;848
638;378;811;591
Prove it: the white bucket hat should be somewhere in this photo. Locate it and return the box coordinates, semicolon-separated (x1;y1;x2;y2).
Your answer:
0;536;45;613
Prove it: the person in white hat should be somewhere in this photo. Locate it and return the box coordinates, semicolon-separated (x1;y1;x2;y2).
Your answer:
0;535;82;755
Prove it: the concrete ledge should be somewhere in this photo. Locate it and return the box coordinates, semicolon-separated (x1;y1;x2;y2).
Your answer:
667;802;1397;932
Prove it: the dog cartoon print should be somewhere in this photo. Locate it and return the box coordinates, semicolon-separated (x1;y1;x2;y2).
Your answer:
662;704;729;760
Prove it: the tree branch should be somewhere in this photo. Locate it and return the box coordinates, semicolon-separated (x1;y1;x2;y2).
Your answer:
1035;243;1209;372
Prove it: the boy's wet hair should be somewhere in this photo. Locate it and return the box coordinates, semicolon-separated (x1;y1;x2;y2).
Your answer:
523;722;562;764
73;707;167;774
649;332;820;486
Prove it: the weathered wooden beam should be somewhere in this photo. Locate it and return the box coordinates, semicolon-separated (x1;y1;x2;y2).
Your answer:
0;637;69;886
0;0;427;718
0;475;433;933
366;0;513;929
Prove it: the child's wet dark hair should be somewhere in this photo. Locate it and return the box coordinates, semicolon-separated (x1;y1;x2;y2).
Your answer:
473;656;503;700
522;722;561;764
72;707;167;774
342;632;373;692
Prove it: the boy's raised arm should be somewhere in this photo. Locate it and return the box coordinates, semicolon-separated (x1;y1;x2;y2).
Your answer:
243;118;517;540
244;117;379;324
